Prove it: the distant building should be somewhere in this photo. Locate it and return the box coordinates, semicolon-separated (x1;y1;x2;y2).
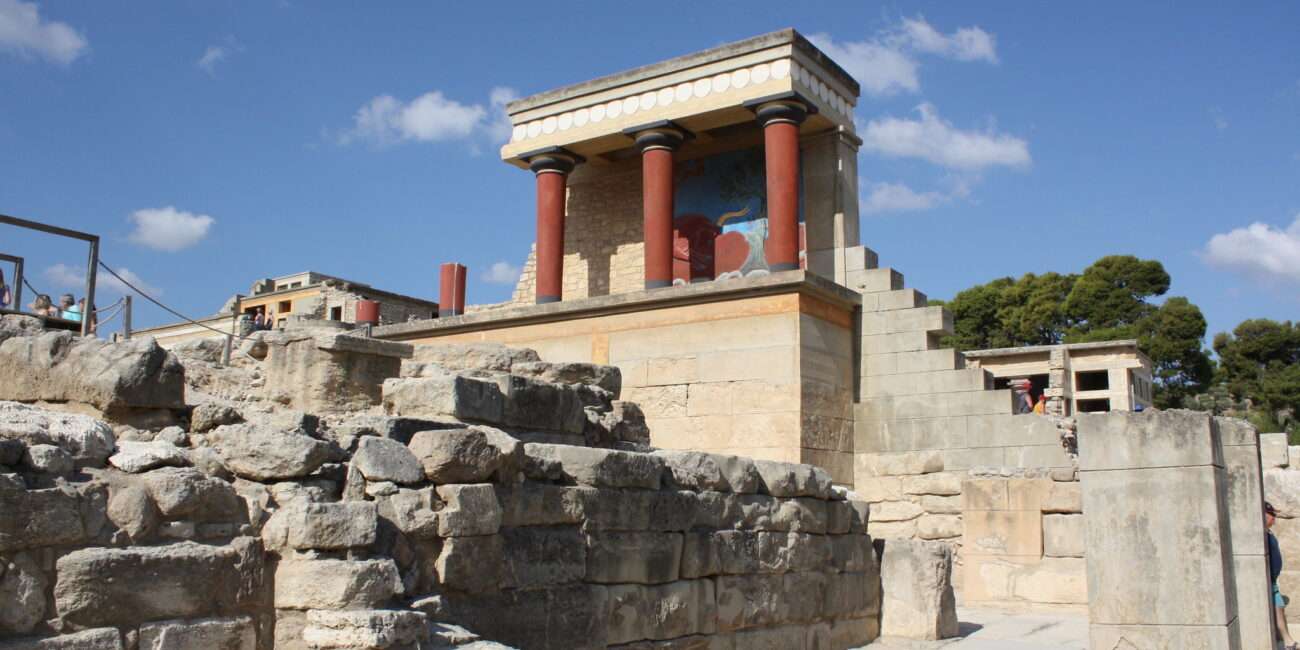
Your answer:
962;340;1154;415
136;271;438;347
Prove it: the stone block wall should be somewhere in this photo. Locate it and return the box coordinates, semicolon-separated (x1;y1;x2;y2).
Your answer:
1077;411;1271;650
0;316;882;649
959;472;1086;607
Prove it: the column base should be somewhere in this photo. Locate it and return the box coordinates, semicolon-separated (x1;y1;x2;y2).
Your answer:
438;309;462;318
770;262;799;272
645;279;672;290
536;295;561;305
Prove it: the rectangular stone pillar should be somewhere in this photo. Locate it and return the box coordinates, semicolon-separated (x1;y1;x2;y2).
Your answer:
1078;411;1240;649
1217;416;1273;650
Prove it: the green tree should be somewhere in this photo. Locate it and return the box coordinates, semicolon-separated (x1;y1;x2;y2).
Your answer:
1212;319;1300;434
937;255;1213;407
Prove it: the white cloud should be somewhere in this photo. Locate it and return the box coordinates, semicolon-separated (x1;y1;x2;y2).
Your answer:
861;181;946;214
127;206;215;252
808;32;918;97
481;261;521;285
340;91;487;146
44;263;162;297
486;86;519;144
1202;214;1300;284
0;0;87;65
809;18;997;97
862;103;1031;170
899;17;997;63
197;46;226;75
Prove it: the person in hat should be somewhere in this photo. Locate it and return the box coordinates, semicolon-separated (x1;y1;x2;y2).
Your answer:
1267;501;1298;648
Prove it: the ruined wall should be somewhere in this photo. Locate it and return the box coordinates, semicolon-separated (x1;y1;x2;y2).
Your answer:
0;315;882;649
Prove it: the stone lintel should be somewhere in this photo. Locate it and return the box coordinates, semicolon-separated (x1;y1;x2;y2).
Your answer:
372;270;859;341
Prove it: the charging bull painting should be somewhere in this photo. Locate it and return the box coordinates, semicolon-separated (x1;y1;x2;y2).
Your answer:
672;146;805;283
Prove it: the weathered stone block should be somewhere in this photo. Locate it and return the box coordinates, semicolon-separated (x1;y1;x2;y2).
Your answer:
352;436;422;485
141;467;245;523
902;472;962;496
436;483;502;537
1043;513;1086;557
0;333;184;411
501;375;591;433
262;501;377;550
207;424;330;481
1041;481;1082;514
137;616;255;650
962;510;1042;557
382;375;504;423
1260;432;1289;469
879;539;958;640
870;500;923;523
751;459;832;498
714;574;785;631
586;531;682;584
275;558;402;610
921;495;961;514
436;584;610;650
105;484;159;541
605;580;716;645
0;402;115;468
53;538;263;627
502;526;586;589
523;443;664;490
917;514;962;540
0;483;87;551
0;552;47;634
1077;410;1219;471
494;482;592;528
0;628;123;650
408;426;520;484
856;450;942;477
435;535;504;593
301;609;428;649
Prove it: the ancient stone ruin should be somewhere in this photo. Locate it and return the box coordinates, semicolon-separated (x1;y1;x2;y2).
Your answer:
0;314;900;649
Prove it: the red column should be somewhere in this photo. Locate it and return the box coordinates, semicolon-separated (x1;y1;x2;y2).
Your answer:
438;262;466;317
756;101;808;272
528;151;579;304
634;128;686;290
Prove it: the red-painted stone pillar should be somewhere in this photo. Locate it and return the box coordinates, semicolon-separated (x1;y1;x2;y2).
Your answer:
528;150;581;304
633;126;688;290
754;100;809;272
438;262;466;317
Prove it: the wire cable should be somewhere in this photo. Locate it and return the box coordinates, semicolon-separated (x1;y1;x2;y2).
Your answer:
96;261;243;340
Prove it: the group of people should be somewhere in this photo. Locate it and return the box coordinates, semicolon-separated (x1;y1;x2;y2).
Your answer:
28;292;93;325
1012;378;1048;414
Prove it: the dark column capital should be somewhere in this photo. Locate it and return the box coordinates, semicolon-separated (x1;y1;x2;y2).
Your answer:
744;91;816;128
625;120;692;153
523;146;585;175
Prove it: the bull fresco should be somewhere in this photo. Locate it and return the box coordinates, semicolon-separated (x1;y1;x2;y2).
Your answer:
672;145;805;283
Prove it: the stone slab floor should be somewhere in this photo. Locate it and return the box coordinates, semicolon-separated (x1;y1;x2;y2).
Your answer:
859;607;1089;649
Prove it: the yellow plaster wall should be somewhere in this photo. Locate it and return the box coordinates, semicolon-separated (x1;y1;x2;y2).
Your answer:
399;291;856;483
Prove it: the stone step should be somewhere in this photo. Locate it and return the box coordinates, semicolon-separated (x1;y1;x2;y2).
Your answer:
862;289;928;313
859;368;993;399
846;267;904;294
855;388;1016;420
861;306;953;338
861;331;936;356
861;349;964;378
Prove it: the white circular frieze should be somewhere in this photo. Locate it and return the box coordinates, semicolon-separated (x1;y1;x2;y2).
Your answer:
640;91;657;110
712;72;731;93
512;125;527;142
591;104;606;123
751;63;770;84
622;96;638;115
674;82;692;102
574;108;589;127
527;121;542;138
607;99;622;119
772;59;791;79
732;68;750;88
558;112;573;130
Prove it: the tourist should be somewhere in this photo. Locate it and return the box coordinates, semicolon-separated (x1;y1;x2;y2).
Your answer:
59;294;81;322
1033;394;1047;415
1267;501;1297;649
78;298;96;332
0;269;10;309
264;311;275;330
28;294;59;317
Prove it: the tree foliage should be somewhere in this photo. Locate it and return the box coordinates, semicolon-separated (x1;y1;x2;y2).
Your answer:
1212;319;1300;432
937;255;1212;407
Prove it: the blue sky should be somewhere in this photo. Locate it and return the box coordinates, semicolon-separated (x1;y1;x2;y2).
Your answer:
2;1;1297;343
